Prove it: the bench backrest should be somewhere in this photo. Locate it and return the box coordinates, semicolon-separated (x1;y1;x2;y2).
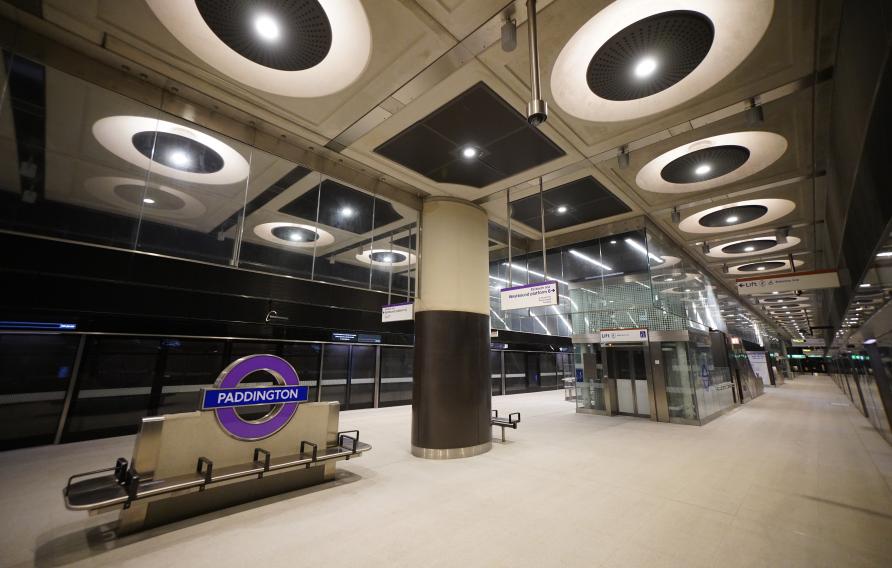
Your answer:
130;402;339;479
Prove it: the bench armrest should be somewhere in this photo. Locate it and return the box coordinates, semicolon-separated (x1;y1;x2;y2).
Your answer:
300;440;318;462
509;412;521;424
253;448;271;471
196;456;214;485
491;409;498;418
65;465;117;497
338;430;360;454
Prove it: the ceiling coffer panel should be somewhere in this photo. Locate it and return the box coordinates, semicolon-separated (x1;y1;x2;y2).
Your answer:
374;82;565;189
510;176;630;232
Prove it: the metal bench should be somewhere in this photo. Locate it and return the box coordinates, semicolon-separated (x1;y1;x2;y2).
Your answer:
62;402;370;534
491;410;521;442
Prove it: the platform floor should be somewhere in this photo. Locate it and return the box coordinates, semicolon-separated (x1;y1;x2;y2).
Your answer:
1;375;891;567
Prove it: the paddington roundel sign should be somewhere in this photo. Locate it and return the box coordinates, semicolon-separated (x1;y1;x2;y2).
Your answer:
200;354;309;441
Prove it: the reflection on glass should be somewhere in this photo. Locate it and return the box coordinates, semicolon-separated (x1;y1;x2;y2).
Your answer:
0;334;79;449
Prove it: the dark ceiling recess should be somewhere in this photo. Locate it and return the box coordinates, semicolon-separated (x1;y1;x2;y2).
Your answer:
374;82;565;188
586;10;714;101
510;176;630;232
699;204;768;227
132;131;224;173
660;145;750;183
737;261;787;272
369;251;407;263
195;0;332;71
271;226;319;242
392;233;417;250
721;238;777;254
212;165;310;234
115;184;185;210
279;179;402;234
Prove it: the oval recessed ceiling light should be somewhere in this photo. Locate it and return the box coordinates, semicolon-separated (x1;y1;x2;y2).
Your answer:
461;146;480;159
678;199;796;235
707;236;800;259
84;176;207;220
146;0;371;97
254;222;334;249
551;0;773;122
356;248;416;267
729;259;804;275
93;116;249;185
636;132;787;193
557;205;568;214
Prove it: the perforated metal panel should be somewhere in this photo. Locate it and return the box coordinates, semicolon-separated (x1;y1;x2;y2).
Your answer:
721;239;777;254
113;184;186;210
737;261;787;272
132;131;224;173
586;10;714;101
271;226;320;242
660;145;750;183
195;0;332;71
699;205;768;228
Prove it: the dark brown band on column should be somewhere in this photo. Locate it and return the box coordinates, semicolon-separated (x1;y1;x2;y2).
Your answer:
412;310;491;454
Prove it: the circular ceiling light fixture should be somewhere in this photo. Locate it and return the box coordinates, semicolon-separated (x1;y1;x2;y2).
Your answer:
557;205;568;214
146;0;371;98
707;236;800;258
93;116;249;185
272;226;320;243
636;132;787;193
253;13;281;42
551;0;773;122
340;206;355;218
678;199;795;234
633;56;659;79
461;146;480;160
728;258;804;275
356;248;416;267
83;176;207;220
254;222;334;249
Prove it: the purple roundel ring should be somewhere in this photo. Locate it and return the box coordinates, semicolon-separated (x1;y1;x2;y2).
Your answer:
214;354;301;440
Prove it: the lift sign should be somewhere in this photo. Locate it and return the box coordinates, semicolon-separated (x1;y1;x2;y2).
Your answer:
201;385;309;410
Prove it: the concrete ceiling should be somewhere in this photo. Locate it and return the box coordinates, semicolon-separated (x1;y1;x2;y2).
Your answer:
0;0;844;338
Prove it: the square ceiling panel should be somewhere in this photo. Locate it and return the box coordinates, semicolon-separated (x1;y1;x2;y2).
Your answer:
511;176;630;232
279;179;402;234
374;82;565;188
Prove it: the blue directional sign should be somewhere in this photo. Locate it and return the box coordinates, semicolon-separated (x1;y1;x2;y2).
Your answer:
201;385;309;410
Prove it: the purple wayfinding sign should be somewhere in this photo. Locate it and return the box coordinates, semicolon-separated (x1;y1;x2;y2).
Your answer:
206;354;306;441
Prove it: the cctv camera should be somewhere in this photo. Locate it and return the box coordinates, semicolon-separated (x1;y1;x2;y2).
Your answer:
527;99;548;126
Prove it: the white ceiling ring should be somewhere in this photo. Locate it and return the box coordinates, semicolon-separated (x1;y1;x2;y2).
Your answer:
355;247;417;268
146;0;371;98
253;222;334;249
728;259;804;275
706;235;801;259
636;132;788;194
678;198;796;235
83;176;207;220
92;116;250;185
550;0;774;122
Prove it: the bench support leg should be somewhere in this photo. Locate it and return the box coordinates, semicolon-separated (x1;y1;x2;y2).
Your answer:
116;501;149;536
501;428;506;443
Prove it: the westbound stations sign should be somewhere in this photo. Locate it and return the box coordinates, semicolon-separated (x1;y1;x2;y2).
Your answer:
600;328;649;344
735;269;840;295
500;281;559;310
382;301;414;322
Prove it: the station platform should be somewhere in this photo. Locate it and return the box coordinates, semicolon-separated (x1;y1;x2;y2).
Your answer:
1;376;890;567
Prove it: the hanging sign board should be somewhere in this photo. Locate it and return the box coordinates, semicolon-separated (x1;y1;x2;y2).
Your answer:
382;302;414;322
735;269;840;295
792;338;826;348
599;328;649;344
500;281;558;310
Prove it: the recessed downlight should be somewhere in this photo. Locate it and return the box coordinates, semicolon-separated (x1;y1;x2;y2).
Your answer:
633;57;658;78
557;205;568;214
143;198;156;205
461;146;480;159
694;164;712;176
254;14;280;42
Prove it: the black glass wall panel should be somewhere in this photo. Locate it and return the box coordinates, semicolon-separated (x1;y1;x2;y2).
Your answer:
490;350;503;395
0;334;80;450
63;337;159;442
157;339;226;415
380;347;412;407
320;344;349;405
505;351;526;393
349;345;376;409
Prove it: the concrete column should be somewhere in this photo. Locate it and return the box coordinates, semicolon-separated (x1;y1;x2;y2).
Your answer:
412;197;491;459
